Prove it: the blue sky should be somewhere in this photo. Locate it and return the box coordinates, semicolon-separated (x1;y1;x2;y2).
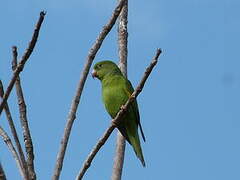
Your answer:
0;0;239;179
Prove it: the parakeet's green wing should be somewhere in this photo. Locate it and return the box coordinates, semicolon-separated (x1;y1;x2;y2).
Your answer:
124;79;146;142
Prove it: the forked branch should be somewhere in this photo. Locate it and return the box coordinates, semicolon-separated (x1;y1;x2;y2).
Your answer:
12;46;36;180
0;80;28;179
0;11;46;116
0;126;26;179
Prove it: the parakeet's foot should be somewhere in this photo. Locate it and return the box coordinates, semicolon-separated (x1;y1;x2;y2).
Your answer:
131;93;136;98
120;105;125;110
111;120;118;127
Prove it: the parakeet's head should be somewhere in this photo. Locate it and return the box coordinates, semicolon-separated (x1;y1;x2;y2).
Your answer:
92;60;122;80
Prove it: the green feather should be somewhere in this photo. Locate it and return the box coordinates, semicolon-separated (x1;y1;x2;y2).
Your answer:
93;60;146;167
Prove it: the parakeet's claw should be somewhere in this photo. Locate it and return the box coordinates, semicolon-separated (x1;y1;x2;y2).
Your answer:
131;94;136;98
111;120;118;127
120;105;125;110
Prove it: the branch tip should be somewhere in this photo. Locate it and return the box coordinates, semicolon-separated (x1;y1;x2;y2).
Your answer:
0;9;45;116
40;11;46;16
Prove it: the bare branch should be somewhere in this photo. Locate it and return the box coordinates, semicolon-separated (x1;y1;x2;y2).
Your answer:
0;126;25;179
112;0;128;179
0;80;29;179
52;1;126;180
76;49;162;180
118;0;128;77
0;162;7;180
0;11;46;116
76;125;116;180
112;133;125;180
12;46;36;180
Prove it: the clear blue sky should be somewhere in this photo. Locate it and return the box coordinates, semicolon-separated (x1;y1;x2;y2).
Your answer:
0;0;239;179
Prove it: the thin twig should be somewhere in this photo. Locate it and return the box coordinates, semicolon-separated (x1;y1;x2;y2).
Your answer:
0;11;46;116
0;162;7;180
112;0;128;179
76;48;162;180
52;1;126;180
12;46;36;180
0;80;29;179
0;126;25;179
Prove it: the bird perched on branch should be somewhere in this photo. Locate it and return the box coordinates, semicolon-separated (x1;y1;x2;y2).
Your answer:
92;60;146;167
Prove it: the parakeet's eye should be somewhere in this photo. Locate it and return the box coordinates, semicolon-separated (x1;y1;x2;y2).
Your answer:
98;64;103;68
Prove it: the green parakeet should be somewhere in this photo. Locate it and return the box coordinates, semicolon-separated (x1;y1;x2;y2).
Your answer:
92;60;146;167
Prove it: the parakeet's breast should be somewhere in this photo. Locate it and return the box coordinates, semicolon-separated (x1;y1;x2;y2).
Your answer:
102;76;128;118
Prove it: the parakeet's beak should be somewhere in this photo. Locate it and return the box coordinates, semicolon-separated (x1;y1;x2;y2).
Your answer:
91;69;98;79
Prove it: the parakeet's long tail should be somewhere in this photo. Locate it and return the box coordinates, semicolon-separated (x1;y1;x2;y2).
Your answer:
128;132;146;167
